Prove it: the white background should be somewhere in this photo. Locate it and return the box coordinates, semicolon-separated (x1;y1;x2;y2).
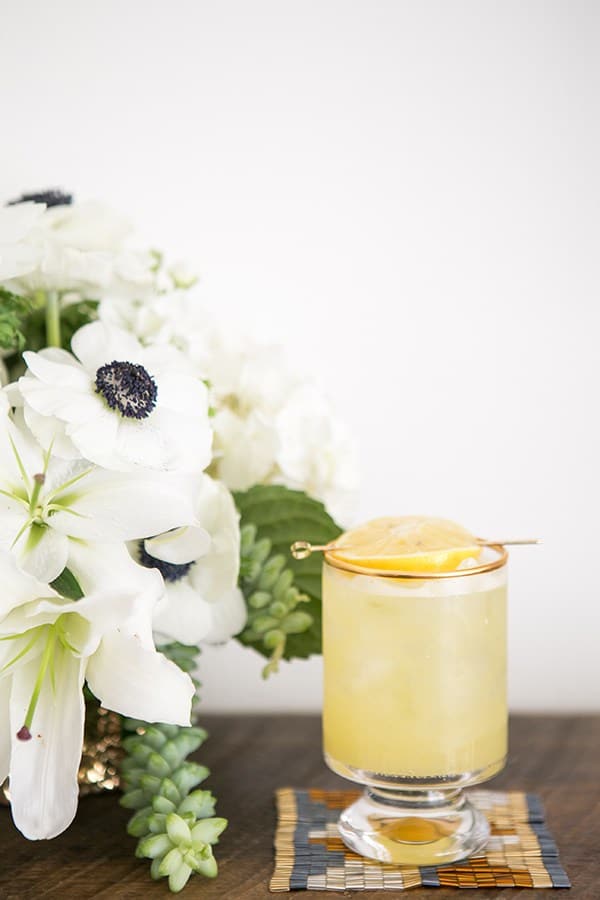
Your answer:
1;1;599;711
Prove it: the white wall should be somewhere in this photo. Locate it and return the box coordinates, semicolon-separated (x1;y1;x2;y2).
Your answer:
1;1;598;711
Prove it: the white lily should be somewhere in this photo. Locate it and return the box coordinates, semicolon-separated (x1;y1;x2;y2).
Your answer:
0;408;200;583
0;551;194;840
140;475;247;644
17;321;212;473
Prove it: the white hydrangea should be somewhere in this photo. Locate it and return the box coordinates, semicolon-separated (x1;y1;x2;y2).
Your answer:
275;385;358;523
98;293;358;519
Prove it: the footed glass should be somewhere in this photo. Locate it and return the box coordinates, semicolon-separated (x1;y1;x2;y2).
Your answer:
322;545;508;865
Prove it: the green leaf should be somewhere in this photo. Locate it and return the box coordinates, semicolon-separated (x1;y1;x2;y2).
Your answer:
59;299;99;350
159;847;183;877
2;294;99;380
137;832;173;860
50;567;84;600
190;853;218;878
234;485;342;661
190;817;227;846
0;289;37;352
166;813;191;846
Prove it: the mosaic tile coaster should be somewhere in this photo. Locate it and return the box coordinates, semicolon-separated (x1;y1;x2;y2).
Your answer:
270;788;570;891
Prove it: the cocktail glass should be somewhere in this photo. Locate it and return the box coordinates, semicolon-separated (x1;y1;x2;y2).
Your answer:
322;543;508;865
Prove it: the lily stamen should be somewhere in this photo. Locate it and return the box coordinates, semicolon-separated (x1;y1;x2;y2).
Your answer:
19;625;56;740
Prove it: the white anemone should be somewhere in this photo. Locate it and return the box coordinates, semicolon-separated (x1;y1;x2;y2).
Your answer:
0;196;154;297
0;202;46;281
17;321;212;473
0;551;194;840
140;475;246;645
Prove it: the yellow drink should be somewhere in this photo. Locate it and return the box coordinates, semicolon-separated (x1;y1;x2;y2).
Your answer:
318;517;511;865
323;561;507;782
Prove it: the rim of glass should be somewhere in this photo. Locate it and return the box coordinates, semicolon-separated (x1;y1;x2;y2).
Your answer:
323;543;508;579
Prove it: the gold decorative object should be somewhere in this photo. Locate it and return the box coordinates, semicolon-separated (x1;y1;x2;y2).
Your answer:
78;702;124;796
1;701;123;806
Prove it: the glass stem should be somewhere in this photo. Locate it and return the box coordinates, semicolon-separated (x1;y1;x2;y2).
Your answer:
45;291;61;348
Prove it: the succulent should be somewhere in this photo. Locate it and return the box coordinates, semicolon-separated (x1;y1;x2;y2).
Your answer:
238;523;313;676
119;644;227;893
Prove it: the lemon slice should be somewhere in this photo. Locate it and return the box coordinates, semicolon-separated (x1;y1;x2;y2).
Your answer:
329;516;481;573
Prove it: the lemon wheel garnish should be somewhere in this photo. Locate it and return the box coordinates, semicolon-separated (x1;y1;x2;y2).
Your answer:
329;516;481;573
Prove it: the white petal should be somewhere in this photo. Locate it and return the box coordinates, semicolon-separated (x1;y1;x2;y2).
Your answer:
0;676;12;783
153;580;213;645
42;456;91;496
9;650;85;840
0;503;28;555
71;321;145;371
0;551;54;620
213;410;277;490
65;541;164;627
144;525;211;565
3;381;22;409
203;587;247;644
186;484;240;600
48;201;131;251
18;525;69;583
19;376;102;425
0;596;84;639
113;417;166;469
86;631;194;726
22;349;89;390
0;201;45;243
64;412;120;468
189;549;237;606
155;373;209;415
22;585;154;660
23;406;81;460
50;469;199;542
0;245;42;281
0;409;44;480
148;407;213;473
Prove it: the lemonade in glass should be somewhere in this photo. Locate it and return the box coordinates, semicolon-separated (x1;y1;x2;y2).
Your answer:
321;517;508;865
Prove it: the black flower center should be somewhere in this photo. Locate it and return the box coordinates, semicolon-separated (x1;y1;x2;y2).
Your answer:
95;360;158;419
138;543;193;583
8;189;73;207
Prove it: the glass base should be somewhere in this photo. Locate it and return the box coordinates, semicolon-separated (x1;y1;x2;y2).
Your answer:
338;786;490;866
325;751;506;790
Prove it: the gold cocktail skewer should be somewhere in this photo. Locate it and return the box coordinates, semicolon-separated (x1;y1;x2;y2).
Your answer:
290;541;339;559
290;538;541;560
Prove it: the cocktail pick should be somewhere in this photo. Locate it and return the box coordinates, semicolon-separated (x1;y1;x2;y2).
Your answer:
290;538;541;560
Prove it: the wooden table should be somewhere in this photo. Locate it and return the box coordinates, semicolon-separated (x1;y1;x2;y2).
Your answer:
0;715;598;899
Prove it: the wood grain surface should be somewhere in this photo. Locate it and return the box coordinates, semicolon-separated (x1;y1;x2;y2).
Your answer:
0;715;598;900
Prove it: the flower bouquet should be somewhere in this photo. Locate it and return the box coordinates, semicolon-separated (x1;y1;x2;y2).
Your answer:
0;191;356;892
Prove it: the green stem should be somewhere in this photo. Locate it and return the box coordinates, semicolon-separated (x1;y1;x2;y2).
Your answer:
45;291;61;348
28;476;44;516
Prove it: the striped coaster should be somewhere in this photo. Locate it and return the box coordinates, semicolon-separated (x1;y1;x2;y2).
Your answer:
270;788;570;891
